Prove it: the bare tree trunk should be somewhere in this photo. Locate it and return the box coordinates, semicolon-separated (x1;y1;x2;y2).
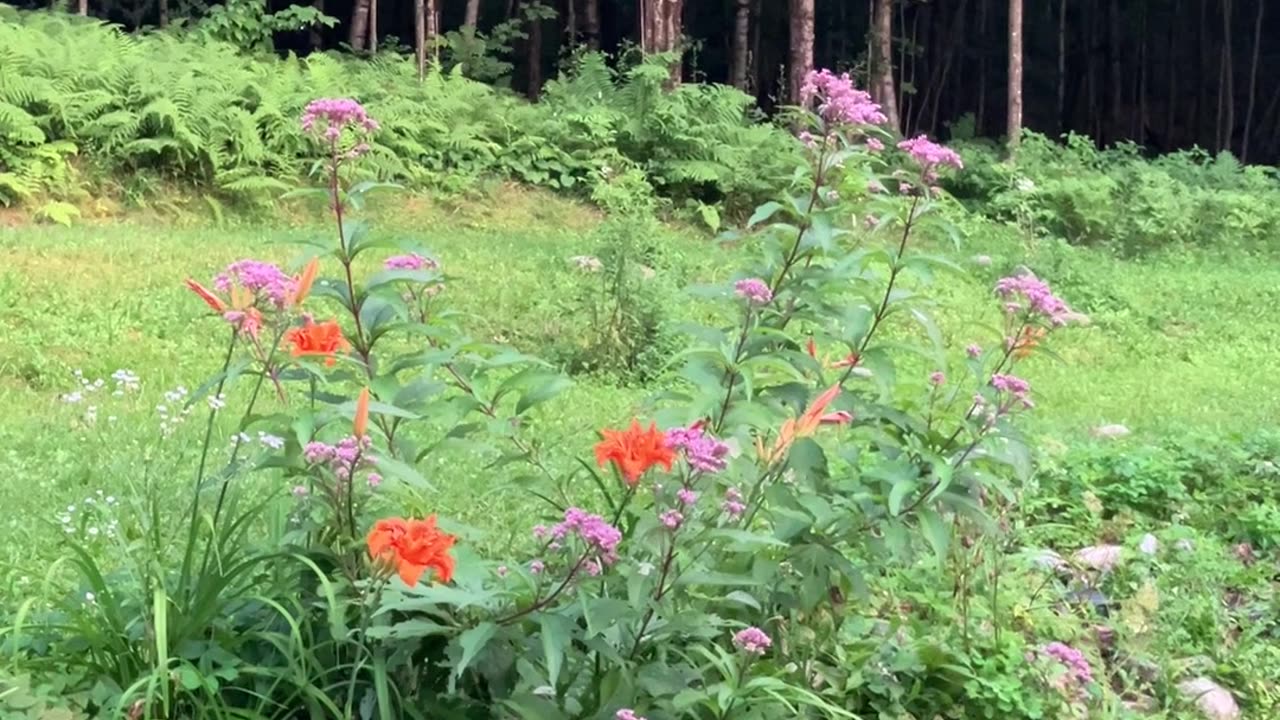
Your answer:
1221;0;1235;153
158;0;168;26
368;0;378;53
750;0;764;95
1007;0;1023;148
77;0;86;15
584;0;600;48
350;0;371;51
1058;0;1067;134
311;0;325;49
1243;0;1264;161
1107;0;1121;144
927;0;967;132
731;0;752;90
976;0;987;133
873;0;900;132
427;0;440;57
566;0;577;48
528;7;543;100
788;0;814;104
1165;0;1177;146
640;0;685;84
465;0;481;27
415;0;426;78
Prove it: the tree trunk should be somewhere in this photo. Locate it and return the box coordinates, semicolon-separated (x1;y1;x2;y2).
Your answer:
730;0;751;90
310;0;325;49
368;0;378;53
158;0;168;26
1107;0;1121;144
566;0;577;48
640;0;685;84
788;0;814;104
427;0;440;57
415;0;426;78
465;0;481;27
77;0;86;15
927;0;967;133
1165;0;1177;146
528;7;543;100
350;0;371;51
872;0;900;132
976;0;987;133
1007;0;1023;148
1243;0;1264;162
584;0;600;49
1221;0;1235;153
1057;0;1067;134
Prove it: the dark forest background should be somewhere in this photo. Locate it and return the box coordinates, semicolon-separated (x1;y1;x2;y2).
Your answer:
18;0;1280;164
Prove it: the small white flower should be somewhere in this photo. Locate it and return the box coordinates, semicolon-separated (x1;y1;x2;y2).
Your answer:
84;592;96;603
62;391;84;404
231;432;251;446
67;505;76;513
88;527;100;536
258;432;286;450
207;394;227;411
105;496;116;504
636;562;655;577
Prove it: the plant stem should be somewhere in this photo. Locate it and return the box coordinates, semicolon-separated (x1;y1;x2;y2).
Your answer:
497;551;591;625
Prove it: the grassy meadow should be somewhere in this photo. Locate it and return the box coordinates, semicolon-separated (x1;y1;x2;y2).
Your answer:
2;187;1279;595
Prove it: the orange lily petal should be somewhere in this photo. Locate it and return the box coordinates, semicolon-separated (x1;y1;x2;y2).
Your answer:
292;258;320;306
354;387;370;439
185;279;227;313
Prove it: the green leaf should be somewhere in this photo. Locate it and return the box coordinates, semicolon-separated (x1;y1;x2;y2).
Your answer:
539;614;572;687
888;480;918;517
365;619;451;640
452;622;498;679
917;508;950;570
747;201;783;227
373;455;435;490
516;375;573;415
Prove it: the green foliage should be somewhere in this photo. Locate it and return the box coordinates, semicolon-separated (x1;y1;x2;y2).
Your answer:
949;132;1280;254
0;9;797;213
192;0;337;53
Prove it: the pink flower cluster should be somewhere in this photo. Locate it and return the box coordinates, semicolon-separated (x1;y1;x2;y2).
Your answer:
304;436;376;483
799;69;887;127
615;711;647;720
995;275;1079;327
722;487;746;520
384;253;440;271
665;425;730;474
734;278;773;306
733;626;772;655
991;373;1033;408
1038;642;1093;695
301;98;380;143
215;260;295;309
897;135;964;172
537;508;623;573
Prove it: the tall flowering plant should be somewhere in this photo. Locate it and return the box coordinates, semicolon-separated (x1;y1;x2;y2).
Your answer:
360;71;1081;720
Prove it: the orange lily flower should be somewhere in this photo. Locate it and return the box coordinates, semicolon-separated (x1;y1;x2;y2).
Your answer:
367;516;457;586
594;421;676;485
762;384;845;464
284;318;349;366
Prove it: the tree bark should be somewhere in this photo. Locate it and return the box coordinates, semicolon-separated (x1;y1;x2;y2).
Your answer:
1221;0;1235;153
415;0;426;79
872;0;900;132
368;0;378;53
640;0;685;84
528;7;543;100
1057;0;1067;134
158;0;168;27
1107;0;1121;144
584;0;600;49
311;0;325;49
788;0;814;104
1243;0;1264;162
1007;0;1023;148
566;0;577;48
976;0;987;133
465;0;481;27
350;0;371;51
427;0;440;57
77;0;86;15
730;0;752;90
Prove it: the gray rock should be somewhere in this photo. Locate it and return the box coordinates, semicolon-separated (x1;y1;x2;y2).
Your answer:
1074;544;1124;572
1178;677;1241;720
